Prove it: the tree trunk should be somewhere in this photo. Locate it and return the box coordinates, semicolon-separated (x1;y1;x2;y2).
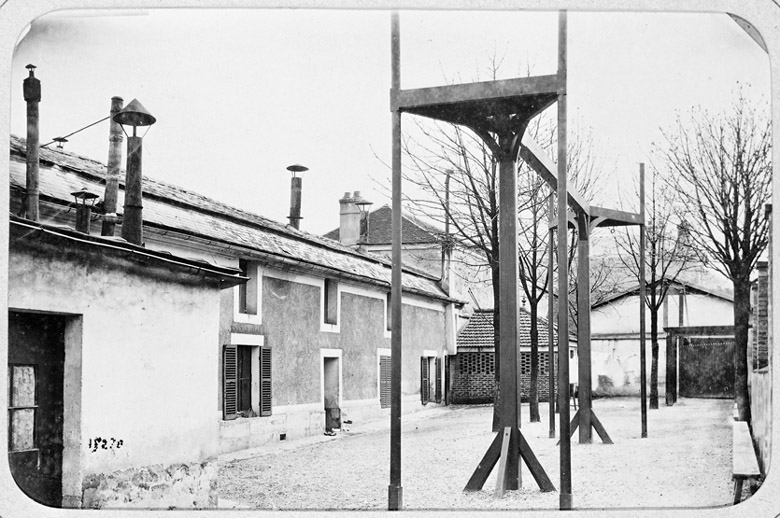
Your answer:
529;301;540;422
649;306;659;409
733;275;752;423
491;262;501;432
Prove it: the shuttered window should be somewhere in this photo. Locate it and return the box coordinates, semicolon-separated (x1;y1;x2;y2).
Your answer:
379;355;391;408
260;347;272;417
435;357;442;403
420;357;430;404
224;344;272;419
223;345;238;420
324;279;338;325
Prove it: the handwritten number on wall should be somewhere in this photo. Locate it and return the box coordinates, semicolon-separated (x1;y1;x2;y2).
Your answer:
87;437;124;452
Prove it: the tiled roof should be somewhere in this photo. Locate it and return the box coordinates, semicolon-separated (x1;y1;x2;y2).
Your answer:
8;135;459;304
323;205;442;245
456;308;561;349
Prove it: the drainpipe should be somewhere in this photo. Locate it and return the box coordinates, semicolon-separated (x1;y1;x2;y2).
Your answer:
23;64;41;221
101;96;124;236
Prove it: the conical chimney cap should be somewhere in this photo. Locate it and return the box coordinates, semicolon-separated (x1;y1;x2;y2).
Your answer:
113;98;156;127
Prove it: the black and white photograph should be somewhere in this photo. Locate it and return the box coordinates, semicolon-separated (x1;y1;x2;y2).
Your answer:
0;1;777;516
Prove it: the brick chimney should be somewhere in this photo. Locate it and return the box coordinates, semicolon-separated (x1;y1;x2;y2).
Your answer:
339;191;362;246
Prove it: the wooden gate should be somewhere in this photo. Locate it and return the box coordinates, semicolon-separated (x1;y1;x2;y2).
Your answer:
679;337;735;398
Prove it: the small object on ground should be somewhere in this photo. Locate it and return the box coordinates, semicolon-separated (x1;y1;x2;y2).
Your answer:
324;431;336;436
343;420;353;424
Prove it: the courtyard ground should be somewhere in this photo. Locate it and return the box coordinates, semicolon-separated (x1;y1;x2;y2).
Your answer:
219;397;736;511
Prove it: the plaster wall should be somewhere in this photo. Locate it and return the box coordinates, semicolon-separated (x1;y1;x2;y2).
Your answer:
591;338;666;397
218;269;449;452
8;244;222;490
592;292;733;335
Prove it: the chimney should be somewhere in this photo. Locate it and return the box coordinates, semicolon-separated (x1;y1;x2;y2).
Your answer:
339;191;362;246
23;64;41;221
101;96;124;236
286;164;308;230
114;98;157;246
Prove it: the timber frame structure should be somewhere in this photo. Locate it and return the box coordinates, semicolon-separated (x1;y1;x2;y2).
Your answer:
388;11;646;510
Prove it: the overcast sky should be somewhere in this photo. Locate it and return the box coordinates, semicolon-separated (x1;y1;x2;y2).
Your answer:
10;8;769;235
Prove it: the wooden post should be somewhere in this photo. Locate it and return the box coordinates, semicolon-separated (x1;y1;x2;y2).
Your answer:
498;135;520;490
102;96;124;236
388;11;403;511
23;65;41;222
639;163;647;436
576;211;592;443
556;9;572;511
548;193;556;437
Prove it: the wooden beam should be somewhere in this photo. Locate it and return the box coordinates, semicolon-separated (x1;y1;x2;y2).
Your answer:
518;431;556;492
394;74;559;111
589;205;642;226
494;427;513;497
464;432;502;491
519;135;590;216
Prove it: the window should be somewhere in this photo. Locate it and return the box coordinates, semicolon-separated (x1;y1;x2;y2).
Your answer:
235;260;262;324
420;354;441;405
223;343;271;420
379;355;391;408
8;365;37;453
324;278;339;325
386;293;392;331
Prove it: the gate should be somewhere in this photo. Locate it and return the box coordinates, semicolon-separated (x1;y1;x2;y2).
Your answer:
665;325;735;405
679;337;735;398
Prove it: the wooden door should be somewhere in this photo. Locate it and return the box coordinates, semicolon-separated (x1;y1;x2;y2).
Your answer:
679;338;735;398
8;311;65;507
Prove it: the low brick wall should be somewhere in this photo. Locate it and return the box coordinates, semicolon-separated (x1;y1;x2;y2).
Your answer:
81;459;217;509
450;351;555;404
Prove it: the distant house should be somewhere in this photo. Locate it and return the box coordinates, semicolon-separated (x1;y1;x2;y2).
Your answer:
8;135;464;507
590;268;734;397
449;308;577;404
323;196;494;310
8;215;243;509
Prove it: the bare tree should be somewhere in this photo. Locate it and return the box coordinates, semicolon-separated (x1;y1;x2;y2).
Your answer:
660;91;771;422
614;167;694;409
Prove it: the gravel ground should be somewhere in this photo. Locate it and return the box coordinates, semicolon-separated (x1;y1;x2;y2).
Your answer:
218;397;735;511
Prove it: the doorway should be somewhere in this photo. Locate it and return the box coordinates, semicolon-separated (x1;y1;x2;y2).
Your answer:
8;311;66;507
323;356;341;432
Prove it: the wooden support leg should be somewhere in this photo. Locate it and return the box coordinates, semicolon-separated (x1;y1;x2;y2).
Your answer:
557;410;579;445
590;411;613;444
518;430;556;492
464;431;502;491
733;478;743;505
494;427;513;497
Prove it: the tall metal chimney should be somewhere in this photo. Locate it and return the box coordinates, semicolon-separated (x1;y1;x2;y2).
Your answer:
113;98;156;246
23;64;41;221
286;164;308;230
101;96;124;236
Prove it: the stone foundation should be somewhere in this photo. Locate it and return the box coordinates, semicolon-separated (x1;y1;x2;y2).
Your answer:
81;459;217;509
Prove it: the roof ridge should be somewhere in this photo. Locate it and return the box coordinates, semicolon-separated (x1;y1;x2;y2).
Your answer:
9;134;444;285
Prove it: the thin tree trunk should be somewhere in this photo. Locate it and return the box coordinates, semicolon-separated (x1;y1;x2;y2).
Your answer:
491;262;501;432
649;307;659;409
733;275;752;422
529;301;540;422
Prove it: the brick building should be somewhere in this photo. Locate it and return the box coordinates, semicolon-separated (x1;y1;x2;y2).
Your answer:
449;308;577;404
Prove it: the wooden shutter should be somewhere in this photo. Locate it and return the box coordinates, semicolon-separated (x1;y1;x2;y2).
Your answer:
379;355;391;408
435;357;442;403
223;344;238;419
420;357;429;404
260;347;272;416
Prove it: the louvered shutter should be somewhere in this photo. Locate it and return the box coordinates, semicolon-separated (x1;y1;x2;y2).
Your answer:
420;357;429;404
223;345;238;420
260;347;272;416
379;355;391;408
435;357;442;403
